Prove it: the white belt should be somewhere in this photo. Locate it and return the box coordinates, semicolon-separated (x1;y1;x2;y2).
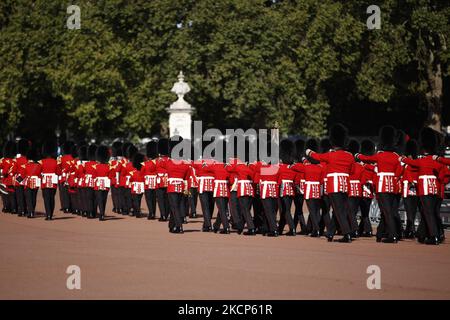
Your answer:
326;173;348;191
260;181;276;199
377;172;395;193
199;176;214;180
419;175;437;196
305;181;320;184
281;179;293;184
198;176;214;193
214;180;227;184
42;173;58;184
237;180;252;183
238;180;252;195
168;178;184;183
350;180;360;183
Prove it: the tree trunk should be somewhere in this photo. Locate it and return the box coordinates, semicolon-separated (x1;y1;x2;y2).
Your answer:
425;48;443;132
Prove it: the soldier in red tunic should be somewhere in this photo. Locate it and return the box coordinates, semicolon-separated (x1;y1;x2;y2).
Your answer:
155;138;170;221
347;139;364;237
400;139;420;238
192;156;215;231
400;128;445;245
307;124;354;243
1;141;17;213
109;141;123;214
23;147;41;218
142;141;158;220
130;153;146;218
293;139;308;234
13;139;30;216
256;160;280;237
277;139;297;236
84;144;98;219
357;126;402;243
358;139;376;237
121;144;138;216
94;145;114;221
40;141;61;220
319;138;333;236
57;141;75;214
188;142;200;219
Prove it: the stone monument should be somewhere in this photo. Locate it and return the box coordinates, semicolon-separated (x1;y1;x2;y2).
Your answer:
168;71;194;139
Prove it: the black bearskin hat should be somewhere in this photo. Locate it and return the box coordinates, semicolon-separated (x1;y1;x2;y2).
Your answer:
87;144;97;161
360;139;375;156
132;153;145;171
329;124;348;148
78;145;88;161
26;146;39;162
306;138;319;153
379;125;397;151
158;138;169;157
405;139;419;159
395;130;407;155
294;139;305;162
17;138;30;155
320;138;332;153
347;139;360;155
121;142;132;159
420;127;438;154
126;144;138;160
146;140;158;159
280;139;294;165
96;145;110;164
112;141;123;157
2;141;16;158
42;140;57;158
62;141;75;155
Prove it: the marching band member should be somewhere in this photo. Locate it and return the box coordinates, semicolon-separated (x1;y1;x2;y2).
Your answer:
66;147;80;215
58;141;75;214
75;145;88;216
142;141;158;220
40;141;60;220
256;160;280;237
307;124;355;243
319;138;333;236
23;147;41;218
110;141;123;214
400;128;445;245
93;145;113;221
227;157;244;232
188;142;200;219
277;139;297;236
293;139;307;234
347;139;364;238
358;139;376;237
121;144;138;216
357;126;402;243
193;155;215;232
1;141;17;214
130;153;146;218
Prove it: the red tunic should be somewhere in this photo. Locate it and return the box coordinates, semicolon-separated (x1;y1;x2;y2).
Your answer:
400;163;419;198
291;162;324;199
358;151;402;194
204;162;230;198
193;159;215;193
159;159;190;193
84;160;97;188
348;162;365;197
141;160;157;190
155;156;169;189
40;158;60;189
13;155;28;186
58;154;74;183
277;163;296;197
129;169;145;194
401;155;444;196
24;161;42;189
257;163;279;199
361;164;375;199
93;163;113;191
310;149;355;193
226;162;255;197
0;158;15;188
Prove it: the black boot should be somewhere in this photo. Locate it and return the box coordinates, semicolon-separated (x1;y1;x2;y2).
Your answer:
171;227;184;234
382;236;398;243
220;228;231;234
243;228;256;236
267;231;279;237
190;212;197;218
310;231;320;238
425;236;439;245
202;226;212;232
337;234;352;243
326;234;334;242
99;215;105;221
237;228;244;235
285;230;296;236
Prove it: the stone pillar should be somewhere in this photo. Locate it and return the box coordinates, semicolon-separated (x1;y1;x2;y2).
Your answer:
167;71;194;139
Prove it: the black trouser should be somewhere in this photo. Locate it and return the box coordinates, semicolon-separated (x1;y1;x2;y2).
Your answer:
253;195;267;233
213;197;230;230
121;187;132;215
239;196;255;230
293;193;307;231
436;198;444;239
1;193;7;211
71;190;80;213
392;194;404;238
42;188;56;218
182;194;189;217
261;197;277;233
348;197;361;233
15;186;26;214
278;196;294;233
199;191;214;228
132;193;143;216
327;192;351;237
404;196;419;234
306;198;321;233
320;195;332;234
229;191;243;229
144;189;156;218
189;187;198;216
417;195;440;239
84;187;96;217
358;197;373;234
168;192;184;230
58;183;71;211
111;186;119;211
24;188;38;215
376;193;398;239
156;188;169;219
95;190;108;218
